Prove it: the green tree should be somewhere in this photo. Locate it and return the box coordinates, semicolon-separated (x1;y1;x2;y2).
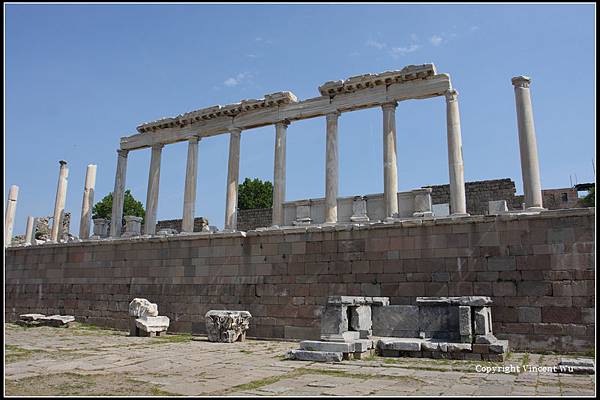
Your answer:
237;178;273;210
579;186;595;207
92;190;145;223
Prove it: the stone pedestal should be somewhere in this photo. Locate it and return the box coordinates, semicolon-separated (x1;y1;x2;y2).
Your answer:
412;188;433;217
122;216;142;237
92;218;110;238
350;196;369;222
205;310;252;343
293;202;312;226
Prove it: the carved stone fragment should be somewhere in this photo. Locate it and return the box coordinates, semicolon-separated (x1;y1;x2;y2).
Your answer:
205;310;252;343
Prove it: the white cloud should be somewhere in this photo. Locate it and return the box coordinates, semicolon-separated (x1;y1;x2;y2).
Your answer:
223;72;251;87
366;39;387;50
430;35;443;46
389;44;420;57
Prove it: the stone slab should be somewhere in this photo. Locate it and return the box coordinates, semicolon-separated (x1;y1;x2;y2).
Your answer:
377;337;422;352
285;350;343;362
135;316;170;333
299;340;352;353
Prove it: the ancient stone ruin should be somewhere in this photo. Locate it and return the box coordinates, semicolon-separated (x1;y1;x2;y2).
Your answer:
205;310;252;343
287;295;508;362
17;313;75;328
128;298;170;337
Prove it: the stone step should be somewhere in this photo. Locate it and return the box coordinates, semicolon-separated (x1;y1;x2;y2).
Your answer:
299;340;352;353
377;337;422;351
285;350;343;362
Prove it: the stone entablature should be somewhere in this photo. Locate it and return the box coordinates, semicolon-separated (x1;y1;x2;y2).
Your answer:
136;91;298;133
318;64;437;96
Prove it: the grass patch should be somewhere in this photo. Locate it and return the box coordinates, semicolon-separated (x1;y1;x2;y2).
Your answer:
521;353;530;365
151;333;193;343
5;345;45;363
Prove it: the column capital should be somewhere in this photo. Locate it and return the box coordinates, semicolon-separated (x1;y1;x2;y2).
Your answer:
381;101;398;111
117;148;129;157
326;111;340;120
230;127;242;136
189;136;200;144
511;75;531;88
445;88;459;102
151;143;165;150
276;119;290;128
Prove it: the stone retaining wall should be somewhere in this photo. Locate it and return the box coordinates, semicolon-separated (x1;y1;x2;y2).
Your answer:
5;208;594;353
237;208;272;232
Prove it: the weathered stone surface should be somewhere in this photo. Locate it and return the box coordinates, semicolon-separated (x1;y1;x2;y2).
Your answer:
321;331;360;343
372;305;419;337
350;305;372;331
128;298;159;318
377;337;422;352
474;306;493;335
17;314;74;328
416;296;493;306
352;339;371;353
475;334;499;344
320;305;348;336
299;340;352;353
488;340;509;354
135;316;170;333
20;313;46;321
205;310;251;343
555;359;595;374
447;343;472;352
285;350;343;362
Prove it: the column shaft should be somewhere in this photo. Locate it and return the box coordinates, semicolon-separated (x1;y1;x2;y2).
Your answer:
224;129;241;231
110;150;129;237
79;164;97;238
144;144;163;235
4;185;19;246
50;161;69;242
512;76;544;210
182;137;200;233
25;216;34;245
445;89;468;215
325;112;339;223
382;102;399;218
272;122;288;226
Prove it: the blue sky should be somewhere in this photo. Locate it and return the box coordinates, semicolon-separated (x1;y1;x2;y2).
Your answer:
5;4;596;234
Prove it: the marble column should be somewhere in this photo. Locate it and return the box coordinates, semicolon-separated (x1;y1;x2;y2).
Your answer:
4;185;19;246
110;149;129;237
272;121;288;226
182;137;200;233
512;76;544;210
24;216;34;245
79;164;97;239
224;129;241;231
144;144;164;235
50;160;69;242
325;112;340;224
445;89;468;216
382;102;399;219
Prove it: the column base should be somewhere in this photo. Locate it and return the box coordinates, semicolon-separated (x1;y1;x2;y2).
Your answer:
450;213;470;217
525;206;546;212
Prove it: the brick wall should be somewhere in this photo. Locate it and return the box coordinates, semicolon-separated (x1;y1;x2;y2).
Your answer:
5;208;594;353
237;208;272;231
424;178;517;215
154;217;208;233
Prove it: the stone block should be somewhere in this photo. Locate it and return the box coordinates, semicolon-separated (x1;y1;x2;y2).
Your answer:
352;339;370;353
320;305;348;336
447;343;472;352
489;340;509;354
285;350;343;362
350;305;372;331
372;305;418;336
472;344;490;354
300;340;352;353
135;316;170;333
359;329;372;339
473;307;492;335
458;306;472;336
518;307;542;323
377;337;422;352
205;310;251;343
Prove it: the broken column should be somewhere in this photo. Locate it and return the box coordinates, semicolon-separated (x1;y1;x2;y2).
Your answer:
128;298;169;337
24;216;34;245
50;161;69;242
79;164;97;239
4;185;18;246
182;137;200;233
144;144;164;235
224;129;241;231
205;310;252;343
512;76;544;211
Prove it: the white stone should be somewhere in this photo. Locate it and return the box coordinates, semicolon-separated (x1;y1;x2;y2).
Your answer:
79;164;97;239
50;161;69;242
224;130;241;231
350;197;369;222
382;102;399;218
445;89;468;216
136;316;170;333
299;340;352;353
128;298;159;318
488;200;508;215
432;203;450;217
377;337;422;352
